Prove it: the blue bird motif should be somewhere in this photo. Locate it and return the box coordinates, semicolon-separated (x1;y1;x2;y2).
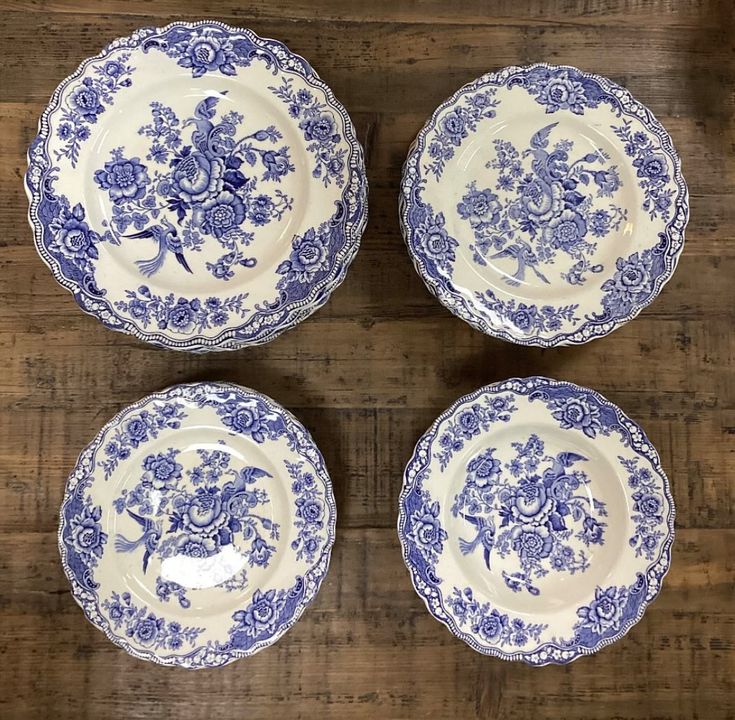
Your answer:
125;217;192;276
542;451;588;484
114;509;162;573
459;512;496;569
490;241;550;286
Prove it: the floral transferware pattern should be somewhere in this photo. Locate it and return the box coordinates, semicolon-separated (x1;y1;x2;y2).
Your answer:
95;94;295;281
26;22;367;351
112;446;279;597
59;383;336;668
457;123;627;287
451;434;607;596
398;377;674;665
401;64;688;346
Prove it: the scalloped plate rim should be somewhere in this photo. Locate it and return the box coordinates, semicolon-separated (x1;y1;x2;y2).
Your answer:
26;20;368;352
397;375;675;665
400;62;689;347
58;381;337;668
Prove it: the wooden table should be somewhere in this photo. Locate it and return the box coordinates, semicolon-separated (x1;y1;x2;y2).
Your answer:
1;1;733;718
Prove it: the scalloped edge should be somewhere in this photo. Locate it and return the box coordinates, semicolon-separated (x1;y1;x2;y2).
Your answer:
58;382;337;668
26;21;368;352
397;376;675;665
400;63;688;347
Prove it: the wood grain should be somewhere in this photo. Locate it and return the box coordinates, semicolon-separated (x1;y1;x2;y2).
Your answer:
0;1;733;718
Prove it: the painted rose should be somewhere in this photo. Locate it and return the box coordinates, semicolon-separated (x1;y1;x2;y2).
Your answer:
551;396;601;438
514;176;564;223
632;490;663;520
543;209;587;252
49;203;99;261
94;157;150;205
181;489;228;537
234;589;280;636
278;227;330;282
296;497;324;526
103;60;123;77
70;504;107;560
299;112;339;144
511;524;553;561
608;252;653;304
221;401;269;442
409;501;448;555
142;451;182;490
193;191;246;238
130;614;164;647
537;72;587;114
457;408;481;439
166;298;200;334
124;416;150;446
466;449;502;488
635;152;669;182
510;304;538;332
508;480;555;526
419;214;457;266
439;109;467;144
474;609;507;642
174;533;216;558
170;152;224;203
178;32;237;77
457;186;502;228
576;586;626;635
70;78;104;121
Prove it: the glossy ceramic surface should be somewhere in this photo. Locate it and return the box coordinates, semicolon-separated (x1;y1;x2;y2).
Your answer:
398;377;674;664
26;21;367;351
59;382;336;667
401;64;688;346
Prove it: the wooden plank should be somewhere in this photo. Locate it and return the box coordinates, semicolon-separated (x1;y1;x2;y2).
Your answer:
0;0;733;717
0;391;733;531
0;13;733;120
0;530;733;719
0;0;728;27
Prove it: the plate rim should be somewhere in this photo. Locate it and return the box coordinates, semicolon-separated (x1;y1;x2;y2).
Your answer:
397;375;675;665
400;63;689;347
26;20;368;352
58;381;337;668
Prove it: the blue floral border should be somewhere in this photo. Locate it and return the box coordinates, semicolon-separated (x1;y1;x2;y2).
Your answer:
26;21;368;352
58;382;337;668
400;64;689;347
397;376;675;665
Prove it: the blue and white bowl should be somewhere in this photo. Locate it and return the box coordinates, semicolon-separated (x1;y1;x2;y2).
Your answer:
398;377;674;664
400;65;688;346
59;382;336;667
26;21;367;351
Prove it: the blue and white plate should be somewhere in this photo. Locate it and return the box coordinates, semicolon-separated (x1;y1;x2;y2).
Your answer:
59;383;336;667
398;377;674;664
400;65;688;346
26;21;367;351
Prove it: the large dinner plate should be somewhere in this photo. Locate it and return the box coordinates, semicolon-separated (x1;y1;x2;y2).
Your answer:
59;383;336;667
26;21;367;351
398;377;674;664
401;64;687;345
